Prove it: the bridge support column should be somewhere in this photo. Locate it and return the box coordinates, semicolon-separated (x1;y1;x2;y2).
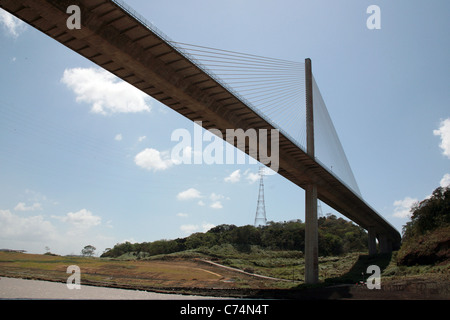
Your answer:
368;227;377;256
305;184;318;284
378;234;392;254
304;58;319;284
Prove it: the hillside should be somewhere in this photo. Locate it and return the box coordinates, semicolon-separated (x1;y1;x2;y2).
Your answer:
397;186;450;266
397;225;450;266
101;215;368;259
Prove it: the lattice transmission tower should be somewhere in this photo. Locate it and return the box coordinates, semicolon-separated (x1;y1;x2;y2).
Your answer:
254;167;267;227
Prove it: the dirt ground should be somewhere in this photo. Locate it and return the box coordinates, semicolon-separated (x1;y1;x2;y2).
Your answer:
0;252;448;299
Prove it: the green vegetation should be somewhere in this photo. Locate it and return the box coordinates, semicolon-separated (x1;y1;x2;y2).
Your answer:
101;215;368;260
401;186;450;241
397;186;450;266
194;245;364;282
81;245;96;257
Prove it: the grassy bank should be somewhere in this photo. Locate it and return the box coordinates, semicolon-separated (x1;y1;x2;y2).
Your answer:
141;245;363;283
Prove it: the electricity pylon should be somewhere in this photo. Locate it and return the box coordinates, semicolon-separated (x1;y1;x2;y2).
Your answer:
254;166;267;227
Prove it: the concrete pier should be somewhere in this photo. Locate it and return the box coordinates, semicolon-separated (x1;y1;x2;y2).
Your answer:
368;226;377;255
304;58;318;284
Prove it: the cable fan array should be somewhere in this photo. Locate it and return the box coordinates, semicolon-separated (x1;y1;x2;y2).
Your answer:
169;41;361;196
170;41;307;151
312;77;361;196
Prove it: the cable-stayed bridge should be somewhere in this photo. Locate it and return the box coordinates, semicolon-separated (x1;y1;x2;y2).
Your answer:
0;0;401;283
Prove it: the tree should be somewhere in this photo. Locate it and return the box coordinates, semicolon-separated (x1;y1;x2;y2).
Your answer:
43;246;55;256
398;186;450;265
402;186;450;240
81;245;96;257
185;232;216;249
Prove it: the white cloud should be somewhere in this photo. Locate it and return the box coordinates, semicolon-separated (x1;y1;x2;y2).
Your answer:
209;193;224;201
138;136;146;142
105;220;113;228
53;209;101;229
394;175;450;220
209;193;225;209
176;213;188;218
176;189;226;208
180;224;199;234
440;173;450;188
24;189;48;203
0;206;111;256
224;169;241;183
202;223;216;232
246;172;260;184
0;9;27;38
180;222;215;235
177;188;202;201
61;67;152;115
0;209;56;241
135;148;173;171
171;145;202;165
224;168;269;184
210;201;223;209
114;134;123;141
393;197;418;218
14;202;42;212
433;118;450;159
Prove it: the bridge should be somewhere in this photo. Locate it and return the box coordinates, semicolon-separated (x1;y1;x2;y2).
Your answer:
0;0;401;284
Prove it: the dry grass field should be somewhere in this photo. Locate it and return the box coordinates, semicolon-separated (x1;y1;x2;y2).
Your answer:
0;251;286;295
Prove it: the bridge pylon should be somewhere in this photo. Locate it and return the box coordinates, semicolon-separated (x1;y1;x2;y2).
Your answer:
304;58;319;284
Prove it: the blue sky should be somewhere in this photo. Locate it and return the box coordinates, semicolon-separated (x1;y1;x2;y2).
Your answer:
0;0;449;256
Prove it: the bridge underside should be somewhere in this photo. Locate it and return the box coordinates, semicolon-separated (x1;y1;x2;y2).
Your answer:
0;0;401;250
